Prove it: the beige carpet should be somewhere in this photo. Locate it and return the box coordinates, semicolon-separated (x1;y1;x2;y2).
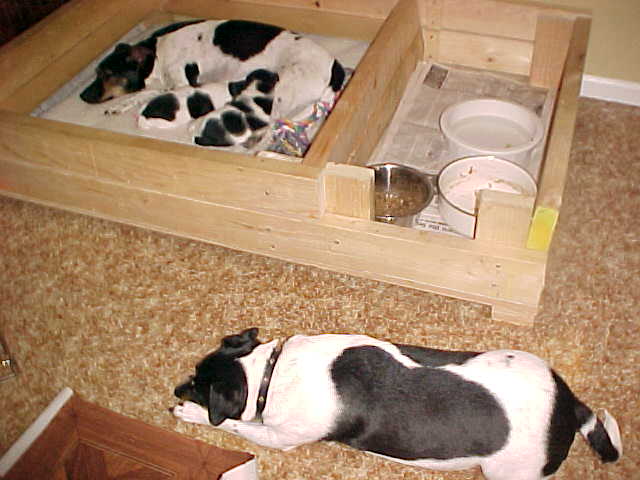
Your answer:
0;97;637;479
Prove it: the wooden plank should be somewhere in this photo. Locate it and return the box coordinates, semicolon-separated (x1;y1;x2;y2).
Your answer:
440;0;541;41
429;29;533;76
221;0;396;19
0;112;322;217
161;0;384;40
530;13;574;89
346;33;423;167
303;0;422;168
321;163;374;219
475;190;535;248
0;155;546;312
0;0;162;106
528;15;590;251
491;301;539;326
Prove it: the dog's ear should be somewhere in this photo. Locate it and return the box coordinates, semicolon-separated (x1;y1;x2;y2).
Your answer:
220;328;260;356
114;43;131;54
129;45;154;64
208;378;247;426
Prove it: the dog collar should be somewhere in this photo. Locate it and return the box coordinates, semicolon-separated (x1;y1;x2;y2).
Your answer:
254;339;284;423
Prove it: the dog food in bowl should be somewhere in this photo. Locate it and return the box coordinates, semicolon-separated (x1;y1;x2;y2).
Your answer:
370;163;434;227
437;156;537;237
440;98;544;167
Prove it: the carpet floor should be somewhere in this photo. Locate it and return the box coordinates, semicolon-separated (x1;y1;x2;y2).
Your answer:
0;97;638;479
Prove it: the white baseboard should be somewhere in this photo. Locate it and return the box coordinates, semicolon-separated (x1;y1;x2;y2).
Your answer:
581;75;640;107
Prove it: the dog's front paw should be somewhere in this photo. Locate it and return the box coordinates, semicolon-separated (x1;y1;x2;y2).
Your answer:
172;401;211;425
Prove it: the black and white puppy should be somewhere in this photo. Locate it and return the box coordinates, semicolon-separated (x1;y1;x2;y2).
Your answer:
173;328;622;480
80;19;345;148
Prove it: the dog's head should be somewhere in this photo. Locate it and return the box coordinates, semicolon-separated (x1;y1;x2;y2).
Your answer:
174;328;261;425
80;42;155;103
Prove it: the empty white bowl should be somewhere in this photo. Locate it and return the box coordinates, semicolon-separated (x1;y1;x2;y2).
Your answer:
437;156;537;238
440;98;544;166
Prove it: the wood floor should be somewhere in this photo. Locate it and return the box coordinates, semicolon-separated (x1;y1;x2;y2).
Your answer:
4;395;253;480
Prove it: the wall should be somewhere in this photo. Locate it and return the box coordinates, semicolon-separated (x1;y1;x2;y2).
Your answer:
540;0;640;84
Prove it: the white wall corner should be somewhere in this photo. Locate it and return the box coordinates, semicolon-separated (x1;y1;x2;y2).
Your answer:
581;75;640;107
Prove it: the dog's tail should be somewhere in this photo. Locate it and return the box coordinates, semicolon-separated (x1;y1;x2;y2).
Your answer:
575;402;622;463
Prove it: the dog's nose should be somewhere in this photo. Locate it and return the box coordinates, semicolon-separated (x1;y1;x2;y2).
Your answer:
174;385;185;398
80;79;105;104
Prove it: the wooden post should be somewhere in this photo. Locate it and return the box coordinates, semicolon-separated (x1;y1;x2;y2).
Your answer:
530;14;574;90
321;163;374;219
475;190;535;248
528;15;591;251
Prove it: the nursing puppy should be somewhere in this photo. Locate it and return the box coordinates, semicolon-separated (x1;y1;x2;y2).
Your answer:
173;328;622;480
80;19;345;147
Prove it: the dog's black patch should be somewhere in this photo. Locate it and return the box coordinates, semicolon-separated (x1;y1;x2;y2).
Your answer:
185;62;200;87
228;79;249;97
174;328;260;425
326;345;509;461
149;20;205;41
248;69;279;94
586;420;620;463
329;60;346;92
195;119;234;147
230;99;254;114
543;371;619;476
247;115;269;131
394;344;480;367
187;91;215;119
141;93;179;121
222;111;246;135
213;20;284;61
253;96;273;115
543;370;581;476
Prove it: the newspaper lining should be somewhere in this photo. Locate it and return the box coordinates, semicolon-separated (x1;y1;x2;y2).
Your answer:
368;62;554;236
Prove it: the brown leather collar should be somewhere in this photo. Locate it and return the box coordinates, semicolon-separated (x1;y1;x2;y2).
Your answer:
254;339;285;423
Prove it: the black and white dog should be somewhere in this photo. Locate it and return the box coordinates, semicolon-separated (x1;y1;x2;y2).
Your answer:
173;328;622;480
80;20;345;148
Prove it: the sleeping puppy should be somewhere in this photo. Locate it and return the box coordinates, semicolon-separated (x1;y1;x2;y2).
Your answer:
173;328;622;480
80;19;345;148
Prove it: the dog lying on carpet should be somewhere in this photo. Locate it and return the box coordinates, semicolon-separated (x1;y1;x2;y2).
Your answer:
172;328;622;480
80;19;345;149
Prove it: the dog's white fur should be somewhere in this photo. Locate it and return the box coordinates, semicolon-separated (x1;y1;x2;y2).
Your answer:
105;21;339;132
173;333;622;480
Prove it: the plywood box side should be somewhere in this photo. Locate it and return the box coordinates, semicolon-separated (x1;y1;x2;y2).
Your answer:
0;153;546;312
528;15;590;250
346;33;424;167
161;0;385;41
0;0;163;109
423;0;587;41
420;0;589;76
209;0;397;19
0;112;322;217
535;14;590;211
304;0;423;168
423;29;534;76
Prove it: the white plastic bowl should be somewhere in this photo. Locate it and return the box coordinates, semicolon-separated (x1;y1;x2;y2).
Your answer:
440;98;544;166
437;156;537;238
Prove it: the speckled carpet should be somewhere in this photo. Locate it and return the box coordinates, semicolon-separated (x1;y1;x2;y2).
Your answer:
0;97;638;479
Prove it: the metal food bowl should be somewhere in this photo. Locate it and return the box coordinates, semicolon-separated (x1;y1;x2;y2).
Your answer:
370;163;435;227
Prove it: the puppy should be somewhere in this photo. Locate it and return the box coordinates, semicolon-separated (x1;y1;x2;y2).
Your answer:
80;19;345;148
173;328;622;480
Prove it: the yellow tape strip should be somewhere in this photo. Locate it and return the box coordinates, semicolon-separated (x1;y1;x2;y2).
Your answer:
527;206;559;251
